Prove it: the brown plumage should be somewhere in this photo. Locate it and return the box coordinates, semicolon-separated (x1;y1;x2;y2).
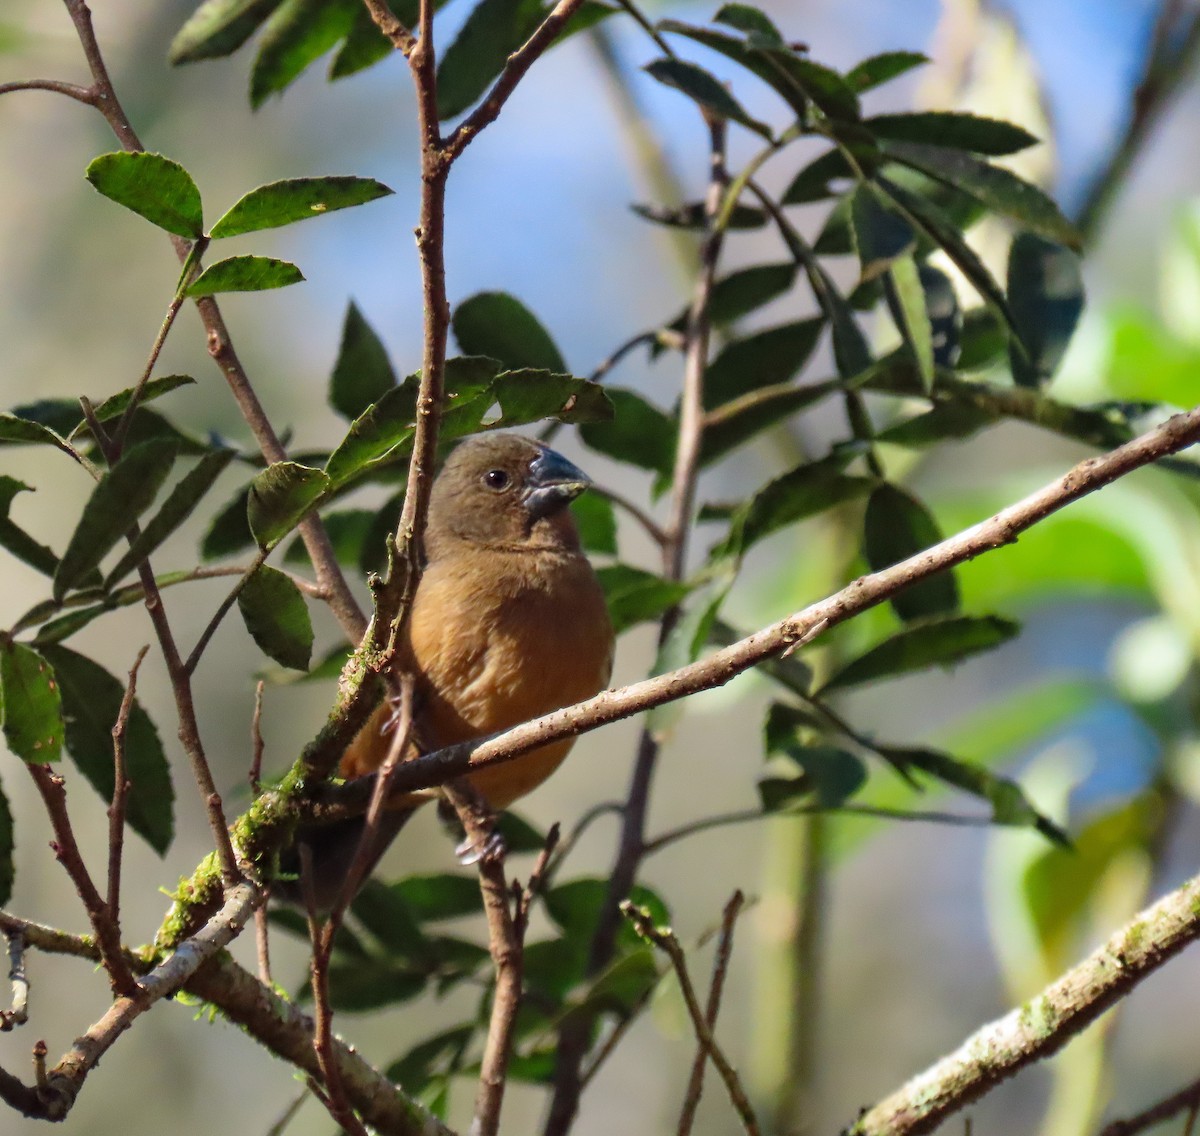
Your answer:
288;432;614;906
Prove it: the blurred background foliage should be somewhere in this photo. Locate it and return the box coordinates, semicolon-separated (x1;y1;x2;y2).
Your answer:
4;1;1200;1135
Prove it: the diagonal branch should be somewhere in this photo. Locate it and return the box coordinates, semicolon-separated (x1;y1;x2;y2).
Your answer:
847;866;1200;1135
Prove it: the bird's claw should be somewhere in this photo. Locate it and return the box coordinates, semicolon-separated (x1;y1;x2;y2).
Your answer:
455;830;506;866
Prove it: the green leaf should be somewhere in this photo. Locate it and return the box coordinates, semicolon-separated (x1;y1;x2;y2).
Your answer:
886;255;934;391
781;148;854;205
210;176;393;238
644;58;772;138
714;453;875;560
284;509;374;568
169;0;284;63
326;956;428;1010
0;777;14;904
0;414;74;454
0;643;63;763
491;370;612;425
202;485;254;559
867;112;1039;156
958;307;1007;370
350;878;432;957
862;484;958;621
1006;233;1084;389
85;152;204;239
185;255;304;296
713;3;782;40
330;5;395;77
393;873;484;921
246;462;330;548
916;262;962;368
38;645;174;853
844;50;927;93
849;183;915;281
69;376;198;441
0;478;58;578
878;743;1066;844
105;449;236;588
329;301;397;421
452;292;567;374
751;50;859;122
883;141;1080;249
249;0;359;107
689;262;798;329
821;615;1020;692
54;439;179;603
594;565;690;635
762;745;866;808
570;492;617;556
877;401;995;447
387;1026;475;1088
579;388;675;479
436;0;542;119
704;318;825;409
700;382;840;468
631;201;765;230
237;564;314;670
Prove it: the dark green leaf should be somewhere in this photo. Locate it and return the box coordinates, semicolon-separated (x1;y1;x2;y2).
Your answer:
595;565;690;634
1006;233;1084;389
765;741;866;807
0;643;62;763
169;0;284;63
879;743;1066;844
782;148;854;205
822;614;1020;692
237;564;314;670
387;1026;475;1088
491;370;612;425
644;58;772;138
38;644;173;853
54;439;179;603
0;478;58;578
883;141;1080;248
394;873;482;921
579;388;675;479
330;4;396;77
0;414;74;454
202;485;254;559
0;778;14;904
329;301;397;421
877;401;996;446
704;318;824;409
71;375;198;440
850;183;915;280
916;263;962;368
570;492;617;555
436;0;542;119
752;51;859;122
867;112;1039;156
185;255;304;296
494;810;548;853
249;0;359;107
714;3;781;41
714;454;874;560
350;878;431;957
105;450;236;588
326;957;427;1010
85;152;204;239
957;307;1008;370
844;50;927;93
689;262;797;329
453;292;567;373
631;201;765;230
210;176;393;238
283;509;374;568
547;878;668;943
246;462;330;548
863;483;957;621
886;255;934;391
701;382;840;467
578;947;660;1015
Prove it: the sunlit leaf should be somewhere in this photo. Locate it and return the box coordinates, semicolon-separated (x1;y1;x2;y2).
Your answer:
210;176;393;237
185;255;304;296
85;152;204;239
329;301;397;421
595;565;690;634
247;462;330;547
0;643;62;763
867;112;1039;155
249;0;358;107
169;0;284;63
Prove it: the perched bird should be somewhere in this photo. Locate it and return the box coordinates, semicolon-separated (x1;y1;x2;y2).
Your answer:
287;432;614;907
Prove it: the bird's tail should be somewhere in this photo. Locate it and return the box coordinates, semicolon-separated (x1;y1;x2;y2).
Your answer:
272;806;419;911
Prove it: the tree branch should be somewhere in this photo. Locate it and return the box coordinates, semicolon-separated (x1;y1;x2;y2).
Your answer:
847;865;1200;1135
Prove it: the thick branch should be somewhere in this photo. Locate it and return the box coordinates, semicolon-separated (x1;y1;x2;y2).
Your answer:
847;867;1200;1135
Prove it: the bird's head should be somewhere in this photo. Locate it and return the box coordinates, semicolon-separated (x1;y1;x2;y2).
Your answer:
426;433;593;554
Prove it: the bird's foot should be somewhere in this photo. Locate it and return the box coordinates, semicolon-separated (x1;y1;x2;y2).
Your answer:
455;830;506;866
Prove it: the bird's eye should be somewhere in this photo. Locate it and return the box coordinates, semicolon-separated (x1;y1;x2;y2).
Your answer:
483;468;510;491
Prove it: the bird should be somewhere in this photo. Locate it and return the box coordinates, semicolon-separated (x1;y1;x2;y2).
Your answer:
284;432;614;908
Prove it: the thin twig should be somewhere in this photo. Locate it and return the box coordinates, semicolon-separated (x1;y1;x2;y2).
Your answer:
588;329;662;382
106;644;149;923
0;78;96;103
361;0;417;55
184;547;269;677
624;900;760;1136
1100;1073;1200;1136
677;890;744;1136
250;680;266;798
443;779;522;1136
26;765;138;997
590;484;669;548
